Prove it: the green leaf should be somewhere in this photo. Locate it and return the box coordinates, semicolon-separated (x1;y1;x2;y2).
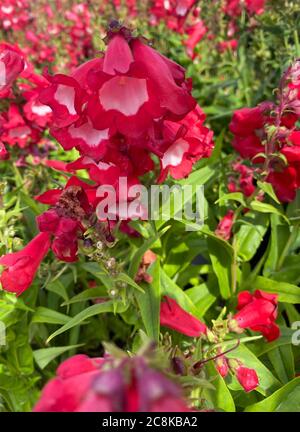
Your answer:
253;276;300;303
204;362;236;412
33;345;83;369
135;260;161;341
47;300;128;342
61;287;107;306
128;236;159;278
207;236;232;299
235;212;269;261
185;283;216;316
81;262;113;290
263;215;290;277
31;307;71;325
267;345;295;384
250;326;296;356
245;378;300;412
257;181;281;204
250;200;289;224
160;269;203;320
216;192;246;206
116;273;144;293
46;278;70;303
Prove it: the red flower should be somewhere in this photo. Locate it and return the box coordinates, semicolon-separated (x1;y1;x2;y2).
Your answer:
0;232;51;295
267;165;299;203
230;106;265;137
236;366;259;392
215;210;234;241
160;296;207;337
231;290;280;341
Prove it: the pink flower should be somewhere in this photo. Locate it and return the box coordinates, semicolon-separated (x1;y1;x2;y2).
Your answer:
160;296;207;337
0;232;51;295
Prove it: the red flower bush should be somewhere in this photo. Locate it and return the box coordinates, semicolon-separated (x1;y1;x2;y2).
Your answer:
0;3;298;413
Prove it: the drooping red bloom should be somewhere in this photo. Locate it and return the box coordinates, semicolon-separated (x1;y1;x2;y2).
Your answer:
34;354;192;412
231;290;280;342
236;366;259;392
160;296;207;337
215;210;234;241
0;232;51;295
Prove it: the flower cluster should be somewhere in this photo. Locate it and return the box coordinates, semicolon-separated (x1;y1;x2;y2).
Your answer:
0;23;213;295
39;23;213;183
159;292;280;392
0;43;53;161
230;60;300;202
0;0;31;32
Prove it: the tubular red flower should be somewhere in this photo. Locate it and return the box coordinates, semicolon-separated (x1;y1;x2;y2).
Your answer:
0;232;51;295
160;296;207;337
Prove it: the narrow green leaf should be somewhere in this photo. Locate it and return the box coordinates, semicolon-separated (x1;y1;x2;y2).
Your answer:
245;378;300;412
47;300;128;342
135;260;161;341
254;276;300;303
33;345;83;369
31;307;70;325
